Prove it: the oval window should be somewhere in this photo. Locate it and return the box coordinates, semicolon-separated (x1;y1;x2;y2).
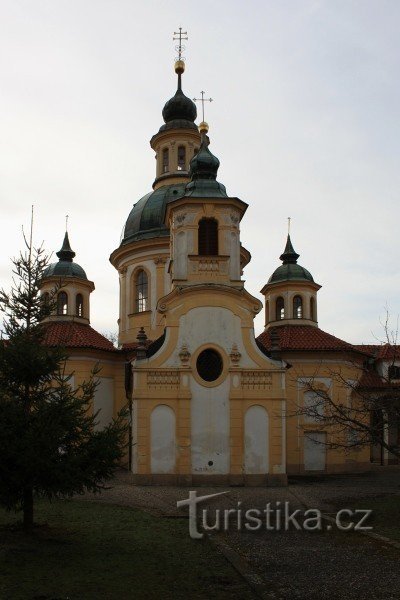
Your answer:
196;349;223;382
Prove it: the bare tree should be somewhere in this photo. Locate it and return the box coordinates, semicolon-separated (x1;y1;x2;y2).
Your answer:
290;314;400;460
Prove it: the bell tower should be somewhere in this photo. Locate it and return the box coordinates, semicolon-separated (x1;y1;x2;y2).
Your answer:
165;123;247;288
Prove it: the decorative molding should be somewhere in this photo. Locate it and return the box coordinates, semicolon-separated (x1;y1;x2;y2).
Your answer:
154;256;167;265
147;370;180;388
241;371;272;390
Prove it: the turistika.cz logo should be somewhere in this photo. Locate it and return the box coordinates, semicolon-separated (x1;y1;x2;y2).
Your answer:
177;491;373;539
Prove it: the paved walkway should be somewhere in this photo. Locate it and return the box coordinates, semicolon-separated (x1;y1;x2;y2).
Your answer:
80;467;400;599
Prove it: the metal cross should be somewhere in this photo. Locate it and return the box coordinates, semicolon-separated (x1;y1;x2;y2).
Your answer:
193;91;213;122
65;214;69;232
173;27;188;61
288;217;291;235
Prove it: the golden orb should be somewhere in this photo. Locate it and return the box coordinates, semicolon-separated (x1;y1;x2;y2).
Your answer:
174;60;185;75
198;121;209;134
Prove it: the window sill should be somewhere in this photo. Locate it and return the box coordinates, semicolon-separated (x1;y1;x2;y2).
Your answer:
128;310;152;317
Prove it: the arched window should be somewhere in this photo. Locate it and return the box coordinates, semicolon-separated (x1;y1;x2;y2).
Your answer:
76;294;84;317
162;148;169;173
276;297;285;321
135;270;148;313
40;292;50;316
177;146;186;171
293;295;303;319
265;300;270;324
310;297;316;321
198;218;218;256
57;292;68;316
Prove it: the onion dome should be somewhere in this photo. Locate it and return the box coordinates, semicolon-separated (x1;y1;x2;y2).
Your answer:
43;232;88;280
189;133;219;180
184;129;227;198
158;61;197;133
268;235;314;284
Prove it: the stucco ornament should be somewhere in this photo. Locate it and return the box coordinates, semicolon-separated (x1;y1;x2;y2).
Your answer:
179;344;191;364
229;343;241;365
175;213;187;227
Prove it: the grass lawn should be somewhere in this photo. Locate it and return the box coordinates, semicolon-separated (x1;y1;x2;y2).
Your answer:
331;494;400;543
353;495;400;542
0;499;255;600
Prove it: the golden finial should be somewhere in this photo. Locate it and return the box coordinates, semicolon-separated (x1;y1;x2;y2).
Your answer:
175;60;185;74
199;121;209;134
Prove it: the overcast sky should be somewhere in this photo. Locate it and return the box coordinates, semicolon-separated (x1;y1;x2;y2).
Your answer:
0;0;399;343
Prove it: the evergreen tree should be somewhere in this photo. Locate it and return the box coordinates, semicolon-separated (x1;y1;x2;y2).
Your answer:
0;230;127;531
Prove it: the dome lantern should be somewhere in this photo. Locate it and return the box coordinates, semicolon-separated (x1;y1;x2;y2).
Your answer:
261;233;321;330
41;231;95;324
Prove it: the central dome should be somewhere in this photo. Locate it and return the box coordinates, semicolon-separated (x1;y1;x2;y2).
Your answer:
121;183;187;245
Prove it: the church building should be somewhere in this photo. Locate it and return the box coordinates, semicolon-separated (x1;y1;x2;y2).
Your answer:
40;44;398;485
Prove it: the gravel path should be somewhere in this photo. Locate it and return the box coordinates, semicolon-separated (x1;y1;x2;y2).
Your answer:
79;467;400;599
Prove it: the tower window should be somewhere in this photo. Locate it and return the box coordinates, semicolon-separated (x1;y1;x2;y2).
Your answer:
135;270;148;313
198;218;218;256
276;297;285;320
162;148;169;173
57;292;68;316
76;294;84;317
177;146;186;171
293;295;303;319
310;297;316;321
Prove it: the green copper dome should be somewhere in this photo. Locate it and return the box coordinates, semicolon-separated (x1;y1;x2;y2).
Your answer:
43;232;88;280
121;183;187;245
268;235;314;284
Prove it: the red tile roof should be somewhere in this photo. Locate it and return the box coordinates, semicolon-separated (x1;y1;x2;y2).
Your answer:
353;344;400;361
257;325;359;353
43;321;117;352
357;370;387;389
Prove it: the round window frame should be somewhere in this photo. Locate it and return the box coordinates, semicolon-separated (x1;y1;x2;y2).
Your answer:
191;344;228;388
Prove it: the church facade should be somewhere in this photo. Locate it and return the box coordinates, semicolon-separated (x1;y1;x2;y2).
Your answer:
40;53;397;485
